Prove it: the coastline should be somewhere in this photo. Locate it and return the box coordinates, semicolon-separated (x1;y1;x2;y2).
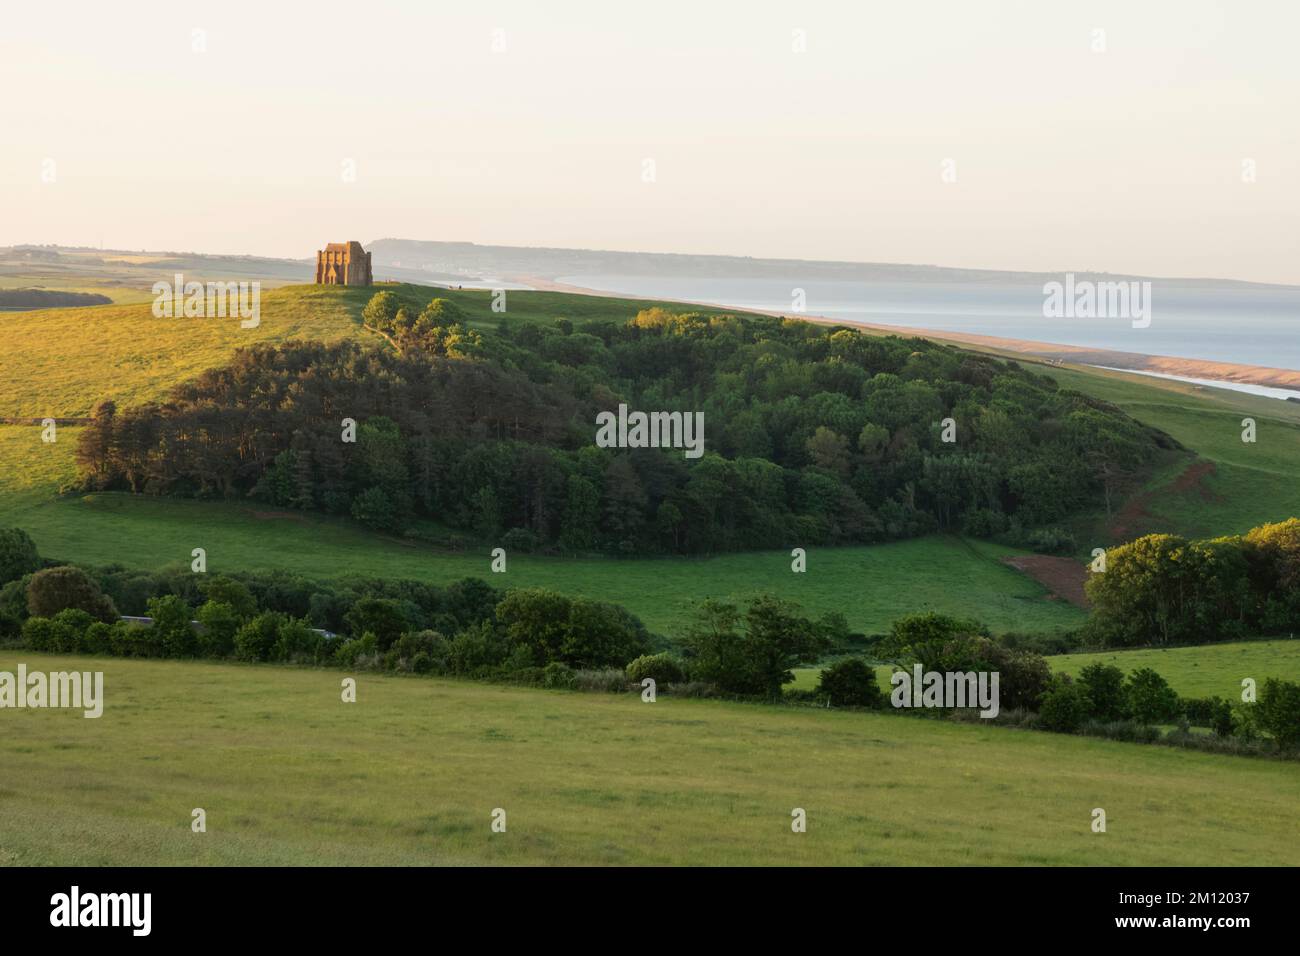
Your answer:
514;275;1300;394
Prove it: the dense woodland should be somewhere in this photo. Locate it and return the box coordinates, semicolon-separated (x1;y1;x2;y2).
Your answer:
1086;518;1300;646
74;293;1176;554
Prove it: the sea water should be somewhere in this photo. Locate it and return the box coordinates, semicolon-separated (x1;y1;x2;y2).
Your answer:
559;274;1300;373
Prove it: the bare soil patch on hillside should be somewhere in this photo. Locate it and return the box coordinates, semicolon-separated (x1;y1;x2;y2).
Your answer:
1002;555;1090;608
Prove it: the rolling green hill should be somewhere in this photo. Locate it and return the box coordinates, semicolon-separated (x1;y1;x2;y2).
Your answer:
0;428;1082;636
3;283;1300;639
0;283;773;418
1035;364;1300;541
3;651;1295;866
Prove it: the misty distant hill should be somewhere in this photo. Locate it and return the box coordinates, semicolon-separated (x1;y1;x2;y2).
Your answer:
367;238;1293;290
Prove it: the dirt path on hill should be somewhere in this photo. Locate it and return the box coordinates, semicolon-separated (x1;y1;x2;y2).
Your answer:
1108;459;1219;539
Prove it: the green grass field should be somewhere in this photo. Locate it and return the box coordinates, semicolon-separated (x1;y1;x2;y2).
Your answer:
0;283;759;418
2;651;1296;866
1048;638;1300;699
792;637;1300;697
4;283;1300;639
1036;364;1300;540
0;435;1082;636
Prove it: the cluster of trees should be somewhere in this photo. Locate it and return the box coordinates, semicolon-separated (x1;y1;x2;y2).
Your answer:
1086;519;1300;646
1039;665;1300;749
73;294;1172;554
6;536;1296;752
6;561;652;677
809;611;1300;752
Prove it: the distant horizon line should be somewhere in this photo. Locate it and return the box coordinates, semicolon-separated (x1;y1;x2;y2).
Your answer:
5;238;1297;290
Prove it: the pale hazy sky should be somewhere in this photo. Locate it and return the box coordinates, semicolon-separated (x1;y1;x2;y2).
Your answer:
3;1;1297;282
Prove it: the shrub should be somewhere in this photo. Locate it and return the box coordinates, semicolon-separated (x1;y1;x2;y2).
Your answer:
542;661;576;689
1210;697;1234;737
335;631;378;668
234;612;287;662
196;600;240;658
1038;674;1087;733
21;616;59;652
684;596;822;699
815;658;883;708
395;630;448;672
878;612;989;662
0;527;40;586
0;578;30;639
1182;695;1233;734
625;653;686;686
53;608;95;649
343;598;407;651
502;665;546;686
274;618;323;663
198;576;257;620
1077;662;1126;721
961;507;1007;538
664;681;717;698
81;620;114;655
27;566;118;623
1025;527;1075;555
1232;701;1259;741
571;668;629;693
1257;678;1300;749
1124;668;1180;725
445;622;508;676
1079;718;1162;744
23;610;95;653
148;594;197;658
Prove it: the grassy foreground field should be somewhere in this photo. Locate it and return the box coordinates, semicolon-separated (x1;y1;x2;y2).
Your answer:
2;651;1297;866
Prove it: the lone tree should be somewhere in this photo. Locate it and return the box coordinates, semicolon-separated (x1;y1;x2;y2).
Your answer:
26;566;117;623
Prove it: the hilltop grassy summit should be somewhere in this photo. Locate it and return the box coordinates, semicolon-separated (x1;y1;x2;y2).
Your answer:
0;283;768;419
1;285;364;419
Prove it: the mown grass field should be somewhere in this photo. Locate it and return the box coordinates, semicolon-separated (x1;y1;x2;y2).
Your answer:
791;637;1300;697
2;651;1296;866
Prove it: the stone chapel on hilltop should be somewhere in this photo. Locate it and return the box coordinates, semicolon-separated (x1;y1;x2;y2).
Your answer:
314;241;373;286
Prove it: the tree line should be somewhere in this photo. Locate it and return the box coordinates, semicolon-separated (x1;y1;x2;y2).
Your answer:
72;293;1173;555
1086;518;1300;646
3;529;1295;754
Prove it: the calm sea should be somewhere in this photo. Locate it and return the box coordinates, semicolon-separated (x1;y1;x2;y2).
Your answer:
559;274;1300;375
